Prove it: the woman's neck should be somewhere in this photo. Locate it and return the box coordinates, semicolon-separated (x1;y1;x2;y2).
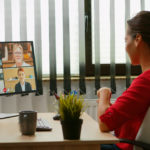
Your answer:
16;62;23;67
140;46;150;73
141;65;150;73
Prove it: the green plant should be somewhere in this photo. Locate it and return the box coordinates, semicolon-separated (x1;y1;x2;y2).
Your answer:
59;94;85;121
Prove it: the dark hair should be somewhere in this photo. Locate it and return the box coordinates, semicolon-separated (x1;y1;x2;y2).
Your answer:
127;11;150;47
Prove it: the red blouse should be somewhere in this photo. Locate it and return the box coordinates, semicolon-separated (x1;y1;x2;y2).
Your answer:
100;69;150;150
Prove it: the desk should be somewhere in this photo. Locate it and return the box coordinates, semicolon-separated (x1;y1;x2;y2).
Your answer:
0;113;119;150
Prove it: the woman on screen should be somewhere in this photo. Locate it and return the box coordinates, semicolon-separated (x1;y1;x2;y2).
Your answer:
97;11;150;150
12;44;31;67
15;68;32;92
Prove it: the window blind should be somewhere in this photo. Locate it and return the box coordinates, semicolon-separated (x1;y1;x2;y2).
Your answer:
1;0;149;95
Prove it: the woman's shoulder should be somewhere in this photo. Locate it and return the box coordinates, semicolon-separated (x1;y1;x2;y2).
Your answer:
137;69;150;81
141;69;150;77
131;70;150;88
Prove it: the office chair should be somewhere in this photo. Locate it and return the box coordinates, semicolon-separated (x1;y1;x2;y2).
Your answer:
120;107;150;150
119;138;150;150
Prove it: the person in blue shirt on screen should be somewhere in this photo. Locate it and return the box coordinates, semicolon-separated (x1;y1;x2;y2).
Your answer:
15;68;32;92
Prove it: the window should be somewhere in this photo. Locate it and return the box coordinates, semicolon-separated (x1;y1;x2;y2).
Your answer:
0;0;80;76
87;0;150;76
0;0;149;77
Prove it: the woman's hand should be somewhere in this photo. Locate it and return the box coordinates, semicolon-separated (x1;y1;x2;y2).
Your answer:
97;87;112;105
97;87;112;132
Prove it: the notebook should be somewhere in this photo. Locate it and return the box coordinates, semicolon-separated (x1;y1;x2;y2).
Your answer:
0;113;19;119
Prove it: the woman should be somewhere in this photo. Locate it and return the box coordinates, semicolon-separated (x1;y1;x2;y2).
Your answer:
15;68;32;92
97;11;150;150
12;44;31;67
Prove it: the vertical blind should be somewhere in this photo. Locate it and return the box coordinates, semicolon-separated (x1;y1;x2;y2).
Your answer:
0;0;149;95
0;0;80;75
0;0;84;94
92;0;150;92
125;0;131;89
49;0;57;95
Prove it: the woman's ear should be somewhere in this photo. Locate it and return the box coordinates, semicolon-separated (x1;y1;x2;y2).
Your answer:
134;33;142;47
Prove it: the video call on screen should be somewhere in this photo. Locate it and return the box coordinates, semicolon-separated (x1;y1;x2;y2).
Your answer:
0;42;37;95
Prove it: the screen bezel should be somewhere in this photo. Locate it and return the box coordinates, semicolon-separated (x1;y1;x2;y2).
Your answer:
0;41;38;96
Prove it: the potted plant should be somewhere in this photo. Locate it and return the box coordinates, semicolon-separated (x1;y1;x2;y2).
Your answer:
59;94;85;140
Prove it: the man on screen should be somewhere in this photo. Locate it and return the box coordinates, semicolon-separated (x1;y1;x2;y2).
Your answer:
15;68;32;92
12;44;31;67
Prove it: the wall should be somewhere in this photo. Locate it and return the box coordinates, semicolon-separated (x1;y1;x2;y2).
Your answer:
0;78;134;119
